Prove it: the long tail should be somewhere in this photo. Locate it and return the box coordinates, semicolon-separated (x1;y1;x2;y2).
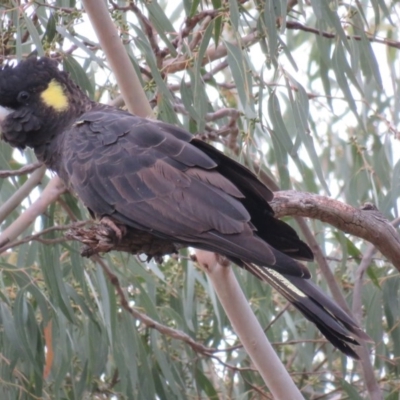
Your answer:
243;262;371;359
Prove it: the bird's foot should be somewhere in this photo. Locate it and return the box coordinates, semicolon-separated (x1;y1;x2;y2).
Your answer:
100;216;127;242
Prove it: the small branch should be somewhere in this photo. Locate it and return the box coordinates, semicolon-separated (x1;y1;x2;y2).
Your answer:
0;165;46;224
352;216;400;322
202;59;229;81
0;176;66;251
173;103;241;122
205;108;242;122
34;1;75;14
0;221;87;253
168;60;230;92
65;222;180;262
174;10;220;51
353;244;377;325
0;161;43;178
294;217;351;313
188;15;213;51
286;20;400;50
351;218;400;400
111;0;162;65
163;30;259;74
93;255;217;357
356;343;382;400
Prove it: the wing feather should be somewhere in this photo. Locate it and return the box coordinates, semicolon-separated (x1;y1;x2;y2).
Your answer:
64;108;310;278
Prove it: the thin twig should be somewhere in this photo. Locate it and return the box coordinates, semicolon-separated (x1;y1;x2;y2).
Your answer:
286;20;400;50
0;221;88;253
0;162;43;178
93;255;217;356
163;30;259;74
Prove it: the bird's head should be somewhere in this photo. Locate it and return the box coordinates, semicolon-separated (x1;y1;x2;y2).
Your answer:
0;57;89;149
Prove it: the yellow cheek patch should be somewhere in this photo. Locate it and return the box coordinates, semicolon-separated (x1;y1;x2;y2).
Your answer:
40;79;69;112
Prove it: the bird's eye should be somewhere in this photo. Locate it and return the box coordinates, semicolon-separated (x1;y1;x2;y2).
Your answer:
17;91;30;103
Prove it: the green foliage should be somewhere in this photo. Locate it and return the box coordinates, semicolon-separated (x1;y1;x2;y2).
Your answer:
0;0;399;398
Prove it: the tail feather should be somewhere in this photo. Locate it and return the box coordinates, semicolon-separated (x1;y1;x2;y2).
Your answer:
243;262;371;359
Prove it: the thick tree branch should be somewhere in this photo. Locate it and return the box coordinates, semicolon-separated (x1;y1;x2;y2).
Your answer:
81;0;153;118
196;250;304;400
64;190;400;276
255;173;382;399
271;191;400;272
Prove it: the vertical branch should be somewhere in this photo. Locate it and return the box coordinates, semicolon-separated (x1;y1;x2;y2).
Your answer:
81;0;153;118
197;251;304;400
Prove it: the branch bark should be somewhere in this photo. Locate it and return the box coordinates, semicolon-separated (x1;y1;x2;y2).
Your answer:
81;0;153;118
0;174;66;251
271;190;400;272
0;161;42;178
163;30;259;74
197;251;304;400
0;165;46;224
254;176;382;399
93;255;221;357
286;20;400;50
64;190;400;276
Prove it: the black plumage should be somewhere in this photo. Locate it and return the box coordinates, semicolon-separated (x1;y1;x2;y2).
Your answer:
0;57;370;358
